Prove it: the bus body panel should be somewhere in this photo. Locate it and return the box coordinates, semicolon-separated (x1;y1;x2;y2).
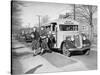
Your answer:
56;31;79;48
43;19;91;53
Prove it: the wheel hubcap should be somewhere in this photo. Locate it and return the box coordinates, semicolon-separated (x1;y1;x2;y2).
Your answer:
62;43;70;56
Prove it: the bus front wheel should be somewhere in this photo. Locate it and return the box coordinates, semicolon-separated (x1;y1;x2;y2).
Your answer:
62;43;71;57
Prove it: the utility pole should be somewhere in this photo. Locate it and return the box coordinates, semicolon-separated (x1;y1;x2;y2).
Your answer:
73;4;76;20
37;15;41;28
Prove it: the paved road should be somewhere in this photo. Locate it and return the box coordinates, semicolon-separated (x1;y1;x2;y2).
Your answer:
71;50;97;70
42;51;97;70
12;39;62;74
11;39;97;74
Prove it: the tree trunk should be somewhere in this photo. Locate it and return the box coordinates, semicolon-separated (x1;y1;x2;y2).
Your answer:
90;26;94;43
88;5;94;43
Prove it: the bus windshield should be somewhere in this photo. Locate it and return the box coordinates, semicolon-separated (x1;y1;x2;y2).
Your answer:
59;25;78;31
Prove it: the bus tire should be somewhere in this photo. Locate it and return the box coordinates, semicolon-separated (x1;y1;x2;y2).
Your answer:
62;43;71;57
85;48;90;55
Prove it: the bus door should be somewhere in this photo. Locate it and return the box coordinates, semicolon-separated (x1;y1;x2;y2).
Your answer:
50;22;57;47
55;26;58;47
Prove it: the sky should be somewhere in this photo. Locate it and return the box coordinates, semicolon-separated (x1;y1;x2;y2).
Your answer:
19;1;97;28
20;1;73;27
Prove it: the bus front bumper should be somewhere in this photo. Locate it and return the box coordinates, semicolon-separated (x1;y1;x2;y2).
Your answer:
68;46;91;52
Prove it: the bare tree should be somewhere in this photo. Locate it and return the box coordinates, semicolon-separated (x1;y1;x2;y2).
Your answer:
11;0;25;32
75;5;97;41
73;4;76;20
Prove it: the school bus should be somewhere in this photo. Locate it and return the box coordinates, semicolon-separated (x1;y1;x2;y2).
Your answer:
43;18;91;57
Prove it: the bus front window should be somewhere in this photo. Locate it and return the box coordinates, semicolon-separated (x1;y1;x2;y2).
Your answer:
59;25;78;31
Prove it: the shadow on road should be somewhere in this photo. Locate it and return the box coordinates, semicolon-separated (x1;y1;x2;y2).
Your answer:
25;64;43;74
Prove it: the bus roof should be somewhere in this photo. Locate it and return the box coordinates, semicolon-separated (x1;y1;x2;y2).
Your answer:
42;18;79;26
